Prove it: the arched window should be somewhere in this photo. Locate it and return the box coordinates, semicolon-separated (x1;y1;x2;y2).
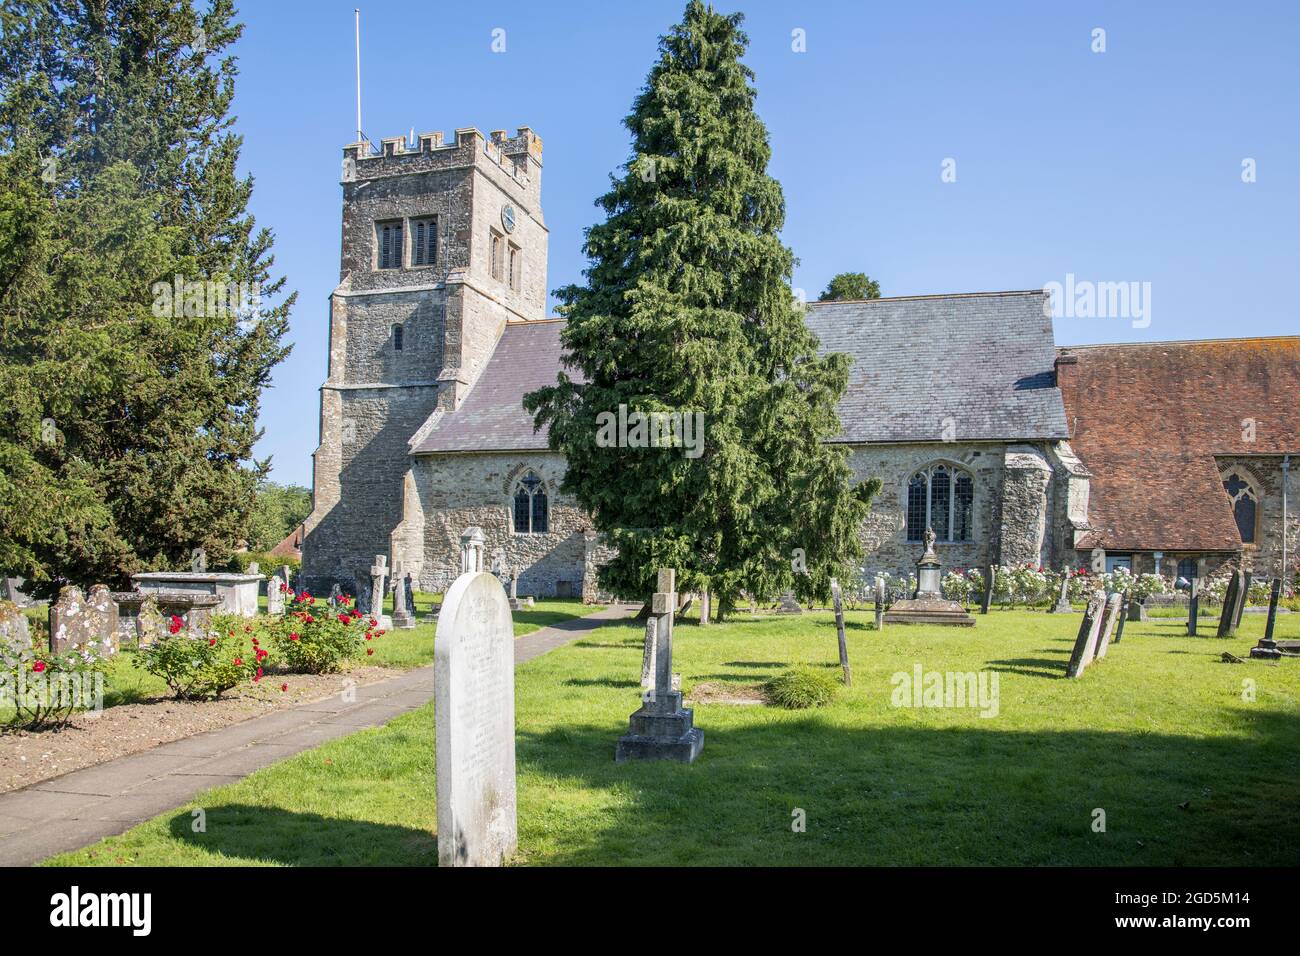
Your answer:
392;323;404;351
513;471;548;534
1222;472;1257;544
906;464;974;542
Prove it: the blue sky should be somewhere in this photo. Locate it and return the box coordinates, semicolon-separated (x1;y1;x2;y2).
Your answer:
231;0;1300;487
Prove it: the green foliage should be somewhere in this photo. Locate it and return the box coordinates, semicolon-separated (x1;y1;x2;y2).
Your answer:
765;666;840;709
140;613;265;700
1;615;108;729
269;592;374;674
228;549;299;576
246;481;311;552
0;1;294;595
818;272;881;302
524;1;875;616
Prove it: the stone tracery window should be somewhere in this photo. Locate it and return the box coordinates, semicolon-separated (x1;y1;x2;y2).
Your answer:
906;463;974;542
1222;472;1257;544
513;470;548;534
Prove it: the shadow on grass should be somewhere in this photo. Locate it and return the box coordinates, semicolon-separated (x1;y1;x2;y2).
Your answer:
564;677;640;689
515;706;1300;866
986;657;1067;679
165;805;436;866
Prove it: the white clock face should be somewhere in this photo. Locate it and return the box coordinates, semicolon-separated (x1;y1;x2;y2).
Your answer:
501;205;516;233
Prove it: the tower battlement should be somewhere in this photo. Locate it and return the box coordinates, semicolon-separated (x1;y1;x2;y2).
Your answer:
343;126;543;190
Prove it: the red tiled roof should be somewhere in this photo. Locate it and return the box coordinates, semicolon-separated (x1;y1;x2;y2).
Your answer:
1057;337;1300;552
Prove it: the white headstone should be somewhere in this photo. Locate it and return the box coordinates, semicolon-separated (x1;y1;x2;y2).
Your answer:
267;573;285;615
435;571;517;867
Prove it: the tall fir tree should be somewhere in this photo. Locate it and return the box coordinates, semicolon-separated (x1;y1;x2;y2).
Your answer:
526;1;878;617
0;0;292;594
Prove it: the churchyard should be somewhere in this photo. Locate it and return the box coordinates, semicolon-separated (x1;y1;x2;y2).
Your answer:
39;598;1300;867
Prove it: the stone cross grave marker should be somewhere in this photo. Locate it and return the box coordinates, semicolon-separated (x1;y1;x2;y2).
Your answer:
831;578;852;686
435;570;517;866
1093;592;1122;660
267;573;286;616
1216;570;1244;638
1250;578;1284;660
639;616;658;690
391;563;415;630
777;589;803;614
1066;591;1107;678
616;568;703;763
368;554;392;629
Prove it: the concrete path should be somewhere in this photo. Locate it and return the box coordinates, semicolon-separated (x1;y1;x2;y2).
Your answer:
0;603;639;866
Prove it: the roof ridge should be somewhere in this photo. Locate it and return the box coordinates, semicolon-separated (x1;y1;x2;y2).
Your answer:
1058;335;1300;350
808;290;1044;306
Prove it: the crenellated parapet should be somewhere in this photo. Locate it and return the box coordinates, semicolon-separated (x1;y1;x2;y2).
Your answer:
342;126;543;193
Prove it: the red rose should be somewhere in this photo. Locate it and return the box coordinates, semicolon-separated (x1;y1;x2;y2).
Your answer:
289;633;300;642
369;618;377;628
209;638;216;646
256;667;264;678
32;660;46;673
337;614;350;625
366;648;374;656
365;633;372;641
234;657;243;666
280;683;288;692
168;616;183;635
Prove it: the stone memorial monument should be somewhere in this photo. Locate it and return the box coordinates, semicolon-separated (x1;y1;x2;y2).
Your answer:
883;529;975;626
267;573;286;615
616;568;704;763
1049;568;1074;613
434;570;517;867
1249;578;1284;660
460;526;486;575
1216;570;1245;638
874;574;886;630
391;563;416;630
131;570;262;617
49;584;118;657
776;590;803;614
368;554;393;630
1066;590;1107;678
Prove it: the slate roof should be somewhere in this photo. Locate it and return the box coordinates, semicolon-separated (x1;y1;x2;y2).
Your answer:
1057;336;1300;553
412;291;1068;454
803;291;1068;443
412;319;579;454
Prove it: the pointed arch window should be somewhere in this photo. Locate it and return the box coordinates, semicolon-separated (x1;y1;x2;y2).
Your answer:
906;464;974;542
513;471;548;534
1222;472;1258;544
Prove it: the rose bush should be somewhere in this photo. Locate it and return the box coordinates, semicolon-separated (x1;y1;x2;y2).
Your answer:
141;613;266;700
1;626;107;730
268;591;382;674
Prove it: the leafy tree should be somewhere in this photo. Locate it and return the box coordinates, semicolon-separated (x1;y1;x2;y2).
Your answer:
247;480;311;552
525;1;878;617
819;272;881;302
0;0;293;595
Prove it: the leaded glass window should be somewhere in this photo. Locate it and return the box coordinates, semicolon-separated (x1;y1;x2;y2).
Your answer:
906;464;975;542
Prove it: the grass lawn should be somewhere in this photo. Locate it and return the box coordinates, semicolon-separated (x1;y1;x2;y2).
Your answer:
2;598;600;722
43;606;1300;866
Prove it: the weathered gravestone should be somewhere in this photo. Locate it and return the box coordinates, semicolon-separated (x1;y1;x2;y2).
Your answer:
1249;578;1284;660
639;616;658;690
699;587;711;627
830;578;852;686
267;573;286;616
1112;591;1130;644
434;570;517;867
874;575;886;630
1235;571;1253;630
391;565;415;630
0;599;31;652
1066;591;1108;678
368;554;392;629
278;565;294;593
777;590;803;614
616;568;704;763
1093;593;1122;660
49;584;118;657
136;595;166;646
1049;568;1074;613
1127;599;1148;622
980;563;994;615
4;577;32;608
1216;570;1245;638
460;526;486;575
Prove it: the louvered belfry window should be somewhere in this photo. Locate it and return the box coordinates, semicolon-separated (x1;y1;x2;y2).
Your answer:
378;220;403;269
412;217;437;266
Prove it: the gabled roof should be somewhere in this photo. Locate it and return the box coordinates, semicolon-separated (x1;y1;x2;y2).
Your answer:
412;291;1069;454
803;291;1068;443
1057;336;1300;552
412;320;578;454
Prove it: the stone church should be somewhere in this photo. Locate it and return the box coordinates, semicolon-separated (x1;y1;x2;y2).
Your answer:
300;125;1298;600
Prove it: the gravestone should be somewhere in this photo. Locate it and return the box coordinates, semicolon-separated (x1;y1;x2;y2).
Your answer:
368;554;392;629
247;561;259;575
1093;593;1122;660
883;529;975;626
506;572;527;612
434;570;517;867
699;587;711;627
980;563;994;614
1049;569;1073;613
1127;599;1147;622
777;590;803;614
278;565;294;593
4;577;31;608
1216;570;1244;638
267;573;286;616
639;616;658;690
1113;591;1130;644
391;565;415;630
1186;578;1200;637
136;595;166;647
1066;591;1107;678
460;526;486;575
86;585;119;656
874;575;885;630
1249;578;1283;660
616;568;704;763
328;583;343;608
1235;571;1253;630
0;599;31;651
830;578;851;686
49;584;117;657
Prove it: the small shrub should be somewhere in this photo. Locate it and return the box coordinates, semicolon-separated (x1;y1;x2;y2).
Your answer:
765;667;840;709
268;590;378;674
141;614;268;700
1;623;108;730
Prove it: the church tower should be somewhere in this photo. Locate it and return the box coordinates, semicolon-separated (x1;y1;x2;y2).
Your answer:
301;126;547;593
